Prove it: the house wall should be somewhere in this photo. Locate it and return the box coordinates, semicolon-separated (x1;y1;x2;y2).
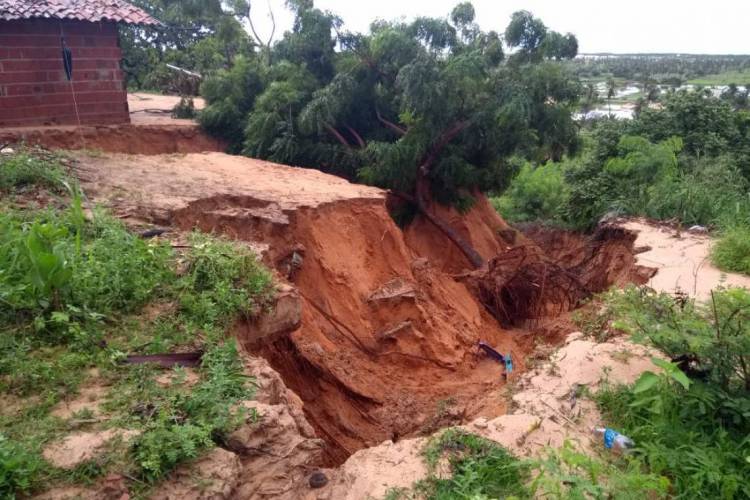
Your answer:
0;19;130;127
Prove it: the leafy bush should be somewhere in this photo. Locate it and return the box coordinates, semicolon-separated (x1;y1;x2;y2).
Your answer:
531;441;669;499
712;225;750;275
0;434;44;498
598;376;750;498
0;149;68;193
68;216;173;315
0;208;173;332
128;340;254;482
132;421;213;482
1;190;274;494
176;233;274;328
491;162;569;224
171;96;196;119
600;286;750;392
589;287;750;498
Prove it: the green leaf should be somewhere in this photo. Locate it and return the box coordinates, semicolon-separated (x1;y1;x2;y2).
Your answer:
633;371;659;393
50;311;70;323
651;357;674;372
669;369;692;390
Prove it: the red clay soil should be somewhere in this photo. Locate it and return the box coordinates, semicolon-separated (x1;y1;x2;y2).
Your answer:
461;225;657;325
77;152;529;465
75;151;648;466
402;195;524;274
0;123;223;155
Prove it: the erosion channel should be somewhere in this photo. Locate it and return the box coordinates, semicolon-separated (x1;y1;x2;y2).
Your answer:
78;151;655;466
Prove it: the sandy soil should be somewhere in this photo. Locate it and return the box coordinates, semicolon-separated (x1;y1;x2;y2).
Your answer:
307;333;661;500
76;152;384;219
622;219;750;300
127;92;206;125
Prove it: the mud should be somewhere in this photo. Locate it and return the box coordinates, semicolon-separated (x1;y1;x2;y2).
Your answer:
76;151;650;466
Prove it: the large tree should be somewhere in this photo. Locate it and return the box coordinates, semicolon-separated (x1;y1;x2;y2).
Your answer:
200;2;581;268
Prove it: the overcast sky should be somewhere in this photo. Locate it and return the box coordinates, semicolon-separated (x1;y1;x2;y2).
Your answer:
248;0;748;55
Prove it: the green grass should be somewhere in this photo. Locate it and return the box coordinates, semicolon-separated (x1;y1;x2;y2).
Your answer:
0;148;69;194
417;429;530;499
0;148;275;497
688;69;750;86
711;225;750;275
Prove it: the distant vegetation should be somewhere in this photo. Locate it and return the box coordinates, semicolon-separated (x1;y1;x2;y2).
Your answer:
569;54;750;87
494;88;750;275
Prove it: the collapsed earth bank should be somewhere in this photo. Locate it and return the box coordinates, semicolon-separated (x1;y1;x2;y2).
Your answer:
77;152;652;470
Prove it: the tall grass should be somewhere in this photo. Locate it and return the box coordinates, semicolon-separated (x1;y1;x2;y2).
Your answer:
0;148;68;193
711;225;750;275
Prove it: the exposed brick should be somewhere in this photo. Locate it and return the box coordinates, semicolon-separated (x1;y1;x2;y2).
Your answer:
0;34;118;48
0;20;130;127
4;80;123;96
0;59;120;72
0;20;118;36
4;46;122;59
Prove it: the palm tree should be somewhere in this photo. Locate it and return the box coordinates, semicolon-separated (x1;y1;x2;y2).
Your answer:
606;77;616;115
582;83;599;117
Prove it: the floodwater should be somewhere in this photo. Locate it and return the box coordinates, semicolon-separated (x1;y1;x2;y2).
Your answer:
577;83;746;121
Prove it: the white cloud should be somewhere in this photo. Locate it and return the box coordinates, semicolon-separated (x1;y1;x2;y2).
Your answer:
246;0;748;55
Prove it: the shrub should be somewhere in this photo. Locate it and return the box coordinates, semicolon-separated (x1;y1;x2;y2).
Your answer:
646;156;750;226
417;429;530;499
171;97;196;119
128;340;254;482
176;233;274;328
598;377;750;498
590;286;750;498
132;421;213;482
531;441;669;499
491;161;569;224
712;225;750;275
0;209;173;332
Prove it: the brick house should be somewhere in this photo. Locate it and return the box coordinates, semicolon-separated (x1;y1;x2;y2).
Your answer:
0;0;158;127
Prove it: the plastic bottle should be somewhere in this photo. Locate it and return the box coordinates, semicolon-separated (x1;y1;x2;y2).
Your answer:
593;427;634;452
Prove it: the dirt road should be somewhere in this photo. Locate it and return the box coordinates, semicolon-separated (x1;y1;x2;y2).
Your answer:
623;219;750;300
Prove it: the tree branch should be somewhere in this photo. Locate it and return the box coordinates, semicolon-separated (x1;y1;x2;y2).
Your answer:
345;125;366;148
245;3;265;48
266;0;276;48
376;110;407;136
324;123;351;148
419;120;469;175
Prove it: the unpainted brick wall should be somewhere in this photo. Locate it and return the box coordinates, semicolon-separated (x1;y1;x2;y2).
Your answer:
0;19;130;127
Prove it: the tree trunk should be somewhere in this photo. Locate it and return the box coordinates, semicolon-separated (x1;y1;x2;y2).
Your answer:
413;171;485;269
390;121;486;269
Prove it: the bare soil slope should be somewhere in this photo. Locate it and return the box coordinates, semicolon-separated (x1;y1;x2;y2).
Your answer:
76;152;526;464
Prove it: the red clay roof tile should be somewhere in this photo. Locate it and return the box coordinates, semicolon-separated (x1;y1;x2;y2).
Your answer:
0;0;160;25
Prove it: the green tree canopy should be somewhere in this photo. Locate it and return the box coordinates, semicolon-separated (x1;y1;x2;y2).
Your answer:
199;2;581;267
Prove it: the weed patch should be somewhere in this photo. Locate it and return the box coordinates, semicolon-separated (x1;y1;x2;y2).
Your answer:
712;225;750;275
590;286;750;498
0;150;275;497
0;148;69;194
417;429;530;499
